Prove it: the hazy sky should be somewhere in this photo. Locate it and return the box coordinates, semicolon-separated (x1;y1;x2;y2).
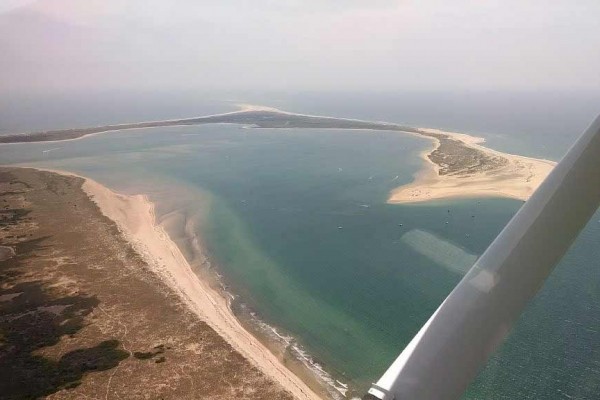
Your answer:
2;0;600;93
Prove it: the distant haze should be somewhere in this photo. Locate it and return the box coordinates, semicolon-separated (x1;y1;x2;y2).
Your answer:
2;0;600;93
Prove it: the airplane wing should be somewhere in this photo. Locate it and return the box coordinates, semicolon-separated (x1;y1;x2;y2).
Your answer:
367;114;600;400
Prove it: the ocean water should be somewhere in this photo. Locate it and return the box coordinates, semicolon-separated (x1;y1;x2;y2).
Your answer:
1;91;599;398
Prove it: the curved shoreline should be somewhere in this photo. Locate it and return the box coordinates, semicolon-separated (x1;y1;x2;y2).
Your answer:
0;104;404;145
35;168;323;400
0;104;557;205
2;107;559;397
388;128;557;204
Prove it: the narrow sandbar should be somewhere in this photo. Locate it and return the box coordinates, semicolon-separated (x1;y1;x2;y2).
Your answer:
23;167;322;400
78;172;324;400
0;167;303;399
1;103;557;205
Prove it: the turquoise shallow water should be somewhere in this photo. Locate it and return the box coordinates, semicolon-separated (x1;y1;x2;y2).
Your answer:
1;92;599;398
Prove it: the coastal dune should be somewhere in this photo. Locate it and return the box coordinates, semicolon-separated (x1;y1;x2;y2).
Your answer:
0;167;301;399
0;104;557;205
0;106;562;398
388;128;557;204
81;175;322;400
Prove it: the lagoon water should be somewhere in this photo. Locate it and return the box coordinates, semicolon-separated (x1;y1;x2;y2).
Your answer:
1;91;599;398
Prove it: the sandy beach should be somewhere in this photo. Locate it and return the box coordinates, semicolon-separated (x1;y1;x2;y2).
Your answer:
0;103;557;208
0;167;304;399
76;173;322;400
1;106;559;397
388;128;557;204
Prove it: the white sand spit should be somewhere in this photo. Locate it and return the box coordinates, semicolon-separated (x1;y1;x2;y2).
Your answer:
388;128;556;204
34;168;321;400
